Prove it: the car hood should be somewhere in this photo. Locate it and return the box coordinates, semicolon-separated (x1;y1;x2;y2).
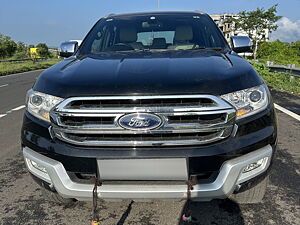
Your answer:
34;50;263;98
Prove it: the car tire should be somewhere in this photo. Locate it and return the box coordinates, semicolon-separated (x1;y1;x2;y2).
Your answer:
41;188;77;206
231;175;269;204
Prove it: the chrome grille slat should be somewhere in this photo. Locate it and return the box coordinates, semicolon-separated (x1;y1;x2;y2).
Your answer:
55;106;230;114
56;109;232;117
57;130;228;147
53;126;231;134
50;95;236;147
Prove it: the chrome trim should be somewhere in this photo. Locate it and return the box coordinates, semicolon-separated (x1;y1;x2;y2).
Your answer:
231;36;252;50
59;41;78;57
54;109;233;117
50;95;236;147
54;106;229;114
52;126;231;134
231;124;239;137
23;145;273;201
54;95;231;111
55;130;227;147
53;109;235;126
117;113;163;131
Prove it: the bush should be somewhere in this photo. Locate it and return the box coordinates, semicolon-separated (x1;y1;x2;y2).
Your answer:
257;40;300;66
13;51;29;59
253;63;300;95
36;43;50;58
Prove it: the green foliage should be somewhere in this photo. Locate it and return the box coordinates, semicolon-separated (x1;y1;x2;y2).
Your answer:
36;43;49;57
228;5;281;58
0;35;53;60
257;40;300;66
16;41;26;53
0;34;17;58
13;51;29;59
253;63;300;95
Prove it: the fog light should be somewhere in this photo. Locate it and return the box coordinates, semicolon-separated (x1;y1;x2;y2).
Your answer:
26;158;47;173
237;156;269;184
25;158;52;183
242;157;268;173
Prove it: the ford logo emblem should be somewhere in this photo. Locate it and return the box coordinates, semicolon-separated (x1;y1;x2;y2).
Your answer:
118;113;162;130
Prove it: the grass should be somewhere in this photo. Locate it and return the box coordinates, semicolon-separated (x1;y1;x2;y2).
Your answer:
0;59;60;76
253;62;300;95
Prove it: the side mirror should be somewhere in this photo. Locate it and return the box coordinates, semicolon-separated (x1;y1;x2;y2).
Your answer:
59;41;78;57
231;36;252;53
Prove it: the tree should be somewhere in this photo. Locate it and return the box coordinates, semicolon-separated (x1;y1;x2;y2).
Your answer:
0;34;17;58
16;41;26;52
229;5;281;59
36;43;49;57
13;41;29;59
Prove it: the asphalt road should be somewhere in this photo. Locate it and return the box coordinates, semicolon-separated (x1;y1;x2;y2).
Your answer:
0;70;299;225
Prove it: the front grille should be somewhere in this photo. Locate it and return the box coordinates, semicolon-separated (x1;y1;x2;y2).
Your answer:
68;98;215;108
50;95;235;147
60;116;115;126
168;114;227;124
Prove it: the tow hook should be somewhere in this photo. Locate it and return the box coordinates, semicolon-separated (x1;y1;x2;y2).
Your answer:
91;177;102;225
182;179;198;224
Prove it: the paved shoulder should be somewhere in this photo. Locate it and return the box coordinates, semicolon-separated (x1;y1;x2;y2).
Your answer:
270;88;300;115
0;70;42;115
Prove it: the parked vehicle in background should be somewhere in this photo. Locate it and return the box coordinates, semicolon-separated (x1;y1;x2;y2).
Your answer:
22;11;277;205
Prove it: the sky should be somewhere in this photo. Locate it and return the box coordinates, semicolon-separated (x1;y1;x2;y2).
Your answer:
1;0;300;47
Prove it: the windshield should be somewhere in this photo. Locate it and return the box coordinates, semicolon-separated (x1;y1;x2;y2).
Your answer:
78;14;228;55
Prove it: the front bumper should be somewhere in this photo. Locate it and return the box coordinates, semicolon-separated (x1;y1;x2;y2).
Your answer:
23;144;273;201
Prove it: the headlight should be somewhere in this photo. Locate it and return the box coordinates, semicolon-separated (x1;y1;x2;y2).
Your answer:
26;89;64;122
221;85;268;119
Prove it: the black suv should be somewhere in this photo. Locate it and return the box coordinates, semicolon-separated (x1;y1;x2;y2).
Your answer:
22;11;277;205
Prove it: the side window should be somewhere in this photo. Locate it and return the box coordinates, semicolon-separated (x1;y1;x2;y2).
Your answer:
91;27;106;53
206;24;225;47
91;39;102;53
90;25;116;53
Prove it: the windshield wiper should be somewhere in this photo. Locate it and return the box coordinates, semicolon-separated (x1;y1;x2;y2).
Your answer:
191;47;224;51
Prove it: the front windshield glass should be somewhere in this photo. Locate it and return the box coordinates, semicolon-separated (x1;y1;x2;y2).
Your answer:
78;14;228;55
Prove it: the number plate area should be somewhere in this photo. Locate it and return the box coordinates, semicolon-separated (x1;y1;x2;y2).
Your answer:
97;158;188;181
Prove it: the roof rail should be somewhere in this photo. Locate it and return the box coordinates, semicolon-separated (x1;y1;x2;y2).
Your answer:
194;10;205;14
104;13;115;18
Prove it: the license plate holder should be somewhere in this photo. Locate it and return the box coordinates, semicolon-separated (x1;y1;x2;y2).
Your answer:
97;158;188;181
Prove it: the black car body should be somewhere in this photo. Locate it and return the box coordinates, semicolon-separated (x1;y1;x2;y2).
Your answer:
22;11;277;203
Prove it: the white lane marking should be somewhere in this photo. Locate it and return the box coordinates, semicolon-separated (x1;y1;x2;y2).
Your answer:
0;105;25;119
0;84;8;88
274;103;300;121
11;105;25;111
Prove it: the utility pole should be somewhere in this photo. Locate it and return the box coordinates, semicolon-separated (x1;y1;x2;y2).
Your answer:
157;0;160;10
